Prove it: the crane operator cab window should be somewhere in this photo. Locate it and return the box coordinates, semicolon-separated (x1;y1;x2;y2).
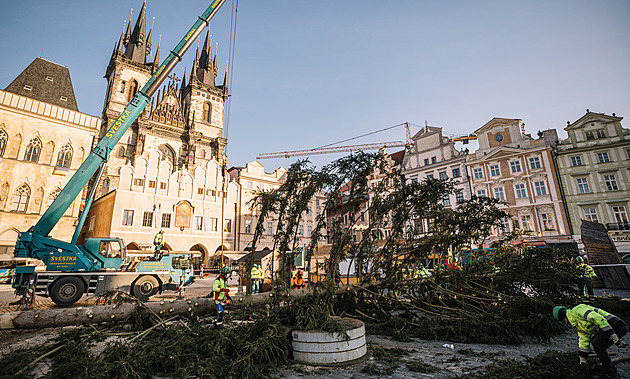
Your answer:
172;256;192;270
98;241;122;258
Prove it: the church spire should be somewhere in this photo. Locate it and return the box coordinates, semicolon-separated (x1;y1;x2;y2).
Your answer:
146;17;154;58
196;30;216;86
152;35;161;71
124;0;149;63
116;21;126;53
191;47;199;82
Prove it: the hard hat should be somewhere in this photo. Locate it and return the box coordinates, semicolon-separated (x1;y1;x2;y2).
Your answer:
575;256;583;263
220;267;230;276
553;306;567;324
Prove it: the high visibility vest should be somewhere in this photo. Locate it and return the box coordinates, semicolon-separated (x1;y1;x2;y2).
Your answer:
567;304;616;356
154;233;163;245
213;275;228;301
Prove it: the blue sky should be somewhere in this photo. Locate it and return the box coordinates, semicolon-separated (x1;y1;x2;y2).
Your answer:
1;0;629;171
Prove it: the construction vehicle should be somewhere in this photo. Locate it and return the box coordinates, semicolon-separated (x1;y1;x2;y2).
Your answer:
11;0;227;306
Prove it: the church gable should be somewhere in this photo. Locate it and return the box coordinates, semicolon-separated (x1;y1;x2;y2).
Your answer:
148;83;185;127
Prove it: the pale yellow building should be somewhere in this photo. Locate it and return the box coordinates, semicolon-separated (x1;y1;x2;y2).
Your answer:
0;58;100;254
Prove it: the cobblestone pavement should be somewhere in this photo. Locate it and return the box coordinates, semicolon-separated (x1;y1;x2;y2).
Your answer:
279;331;630;378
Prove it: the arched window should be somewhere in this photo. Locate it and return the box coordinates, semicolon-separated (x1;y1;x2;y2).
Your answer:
127;80;138;102
48;188;61;208
56;143;73;168
11;184;30;212
202;102;212;123
24;138;42;162
117;146;125;158
0;130;7;157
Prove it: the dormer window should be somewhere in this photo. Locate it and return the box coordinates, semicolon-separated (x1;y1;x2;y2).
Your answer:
23;85;32;90
45;76;53;82
60;96;68;101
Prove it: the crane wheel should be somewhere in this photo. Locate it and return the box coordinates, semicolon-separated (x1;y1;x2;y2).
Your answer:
50;276;86;306
132;275;160;301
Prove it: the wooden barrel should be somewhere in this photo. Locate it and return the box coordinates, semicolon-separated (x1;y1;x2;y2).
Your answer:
292;317;366;365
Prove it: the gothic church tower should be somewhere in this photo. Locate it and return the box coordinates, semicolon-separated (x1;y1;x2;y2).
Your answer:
99;1;228;194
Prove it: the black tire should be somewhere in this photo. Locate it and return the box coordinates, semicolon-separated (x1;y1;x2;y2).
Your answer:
50;276;86;306
131;275;159;301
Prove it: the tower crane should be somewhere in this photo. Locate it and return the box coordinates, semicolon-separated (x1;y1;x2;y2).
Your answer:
257;122;415;159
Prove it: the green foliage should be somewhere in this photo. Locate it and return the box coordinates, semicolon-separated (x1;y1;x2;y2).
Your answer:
406;360;440;373
458;351;592;379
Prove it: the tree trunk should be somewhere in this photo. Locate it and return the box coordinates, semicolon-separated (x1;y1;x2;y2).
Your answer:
0;286;352;330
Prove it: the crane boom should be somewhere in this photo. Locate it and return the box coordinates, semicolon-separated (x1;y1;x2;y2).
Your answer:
257;141;407;159
29;0;226;238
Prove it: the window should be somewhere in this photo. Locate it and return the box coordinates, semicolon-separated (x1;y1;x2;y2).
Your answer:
534;181;547;196
307;225;312;237
424;158;429;166
307;206;312;216
122;209;134;226
514;183;527;198
223;219;232;233
431;156;437;164
456;191;464;204
245;219;252;234
529;157;541;170
202;102;212;123
541;213;554;231
576;178;590;194
266;221;273;235
24;138;42;162
206;189;215;196
161;213;172;228
117;146;125;158
195;216;204;231
520;215;533;231
127;80;137;102
442;195;451;206
0;130;7;157
570;156;583;166
47;188;61;208
56;143;73;168
596;129;606;139
585;131;595;140
426;174;434;180
160;182;167;190
197;188;204;195
583;208;598;222
142;211;153;227
626;148;630;160
299;225;304;236
23;84;32;90
476;189;486;197
210;217;218;232
134;178;145;186
148;180;156;188
490;164;500;176
493;187;505;201
11;184;30;212
612;206;629;224
45;75;53;82
604;175;618;191
473;168;483;179
499;218;510;234
452;168;461;178
439;171;448;180
510;161;521;173
59;96;67;102
597;152;610;163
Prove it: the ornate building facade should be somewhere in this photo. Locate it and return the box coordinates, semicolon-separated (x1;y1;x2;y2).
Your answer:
555;111;630;254
84;1;235;266
465;117;571;246
0;58;100;254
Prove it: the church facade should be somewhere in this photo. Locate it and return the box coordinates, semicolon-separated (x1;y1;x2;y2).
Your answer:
85;1;238;266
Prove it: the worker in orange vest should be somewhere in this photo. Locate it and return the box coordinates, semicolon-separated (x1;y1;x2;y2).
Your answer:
291;268;305;289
